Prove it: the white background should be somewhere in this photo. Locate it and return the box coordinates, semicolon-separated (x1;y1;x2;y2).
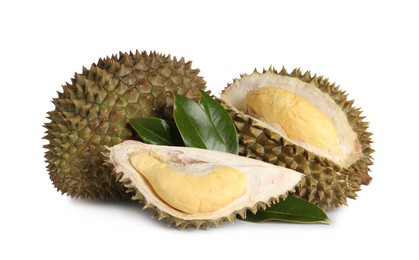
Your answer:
1;0;418;259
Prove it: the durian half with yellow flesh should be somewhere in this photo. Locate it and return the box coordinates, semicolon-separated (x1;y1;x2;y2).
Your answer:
220;67;373;210
107;140;303;229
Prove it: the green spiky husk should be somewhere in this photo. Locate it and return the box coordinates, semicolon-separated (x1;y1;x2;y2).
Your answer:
221;67;374;210
44;50;206;200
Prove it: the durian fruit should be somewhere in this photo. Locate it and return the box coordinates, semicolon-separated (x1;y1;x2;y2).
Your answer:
107;140;303;229
44;51;206;200
220;67;373;210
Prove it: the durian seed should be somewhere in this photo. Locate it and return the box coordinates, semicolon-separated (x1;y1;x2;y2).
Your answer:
246;86;338;152
129;152;248;214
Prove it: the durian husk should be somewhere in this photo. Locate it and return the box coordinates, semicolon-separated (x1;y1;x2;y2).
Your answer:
220;67;374;210
106;140;303;229
44;51;206;200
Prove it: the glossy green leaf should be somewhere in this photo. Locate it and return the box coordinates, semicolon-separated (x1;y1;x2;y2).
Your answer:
198;90;239;154
129;118;183;146
242;196;330;224
173;93;239;154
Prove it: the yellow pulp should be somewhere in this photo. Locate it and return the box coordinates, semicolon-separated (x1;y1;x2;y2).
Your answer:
246;86;338;151
129;153;247;214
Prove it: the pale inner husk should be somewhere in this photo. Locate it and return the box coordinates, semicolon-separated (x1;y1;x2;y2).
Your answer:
109;140;303;221
221;71;362;168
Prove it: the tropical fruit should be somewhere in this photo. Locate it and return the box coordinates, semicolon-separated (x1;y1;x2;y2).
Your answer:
44;51;206;199
107;140;303;229
220;67;373;210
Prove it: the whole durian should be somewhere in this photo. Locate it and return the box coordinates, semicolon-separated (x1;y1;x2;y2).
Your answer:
44;50;206;200
220;67;373;210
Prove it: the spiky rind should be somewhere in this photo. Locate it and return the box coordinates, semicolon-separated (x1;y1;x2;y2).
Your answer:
111;166;292;229
221;67;374;210
44;50;206;200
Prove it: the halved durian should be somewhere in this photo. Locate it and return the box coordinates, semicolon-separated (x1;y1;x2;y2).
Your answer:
220;67;374;210
107;140;303;229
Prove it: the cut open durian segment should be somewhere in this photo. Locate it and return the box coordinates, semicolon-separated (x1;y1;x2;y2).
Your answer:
108;140;303;228
219;67;373;210
221;70;362;168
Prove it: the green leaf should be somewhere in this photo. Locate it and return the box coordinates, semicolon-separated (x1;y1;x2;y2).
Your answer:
129;118;183;146
242;196;330;224
173;93;239;154
198;90;239;155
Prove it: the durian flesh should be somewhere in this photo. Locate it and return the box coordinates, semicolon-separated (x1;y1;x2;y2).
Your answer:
247;87;339;153
108;140;303;228
220;68;373;210
129;153;247;214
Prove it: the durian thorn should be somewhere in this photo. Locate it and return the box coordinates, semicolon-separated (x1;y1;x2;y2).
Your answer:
279;66;288;76
302;70;312;82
